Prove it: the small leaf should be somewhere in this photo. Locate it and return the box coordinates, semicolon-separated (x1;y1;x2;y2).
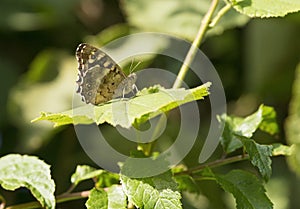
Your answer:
32;83;211;129
174;175;199;193
239;137;273;181
272;143;295;156
120;171;182;209
218;114;243;153
230;0;300;18
107;185;127;209
214;170;273;209
86;188;108;209
259;105;279;135
71;165;105;185
219;104;278;153
0;154;55;209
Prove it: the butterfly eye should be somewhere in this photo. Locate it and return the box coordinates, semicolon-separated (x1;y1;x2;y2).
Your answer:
86;83;91;88
88;92;92;96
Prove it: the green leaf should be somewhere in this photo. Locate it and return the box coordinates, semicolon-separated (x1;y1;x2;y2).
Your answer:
219;104;278;153
71;165;119;188
230;0;300;18
272;143;295;156
174;175;199;193
120;171;182;209
219;114;243;153
32;83;210;129
71;165;106;186
239;137;273;181
122;0;249;40
214;170;273;209
86;188;108;209
0;154;55;209
259;106;279;135
107;185;127;209
172;165;199;193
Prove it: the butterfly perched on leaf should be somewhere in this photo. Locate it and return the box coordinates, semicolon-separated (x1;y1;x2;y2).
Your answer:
75;43;137;105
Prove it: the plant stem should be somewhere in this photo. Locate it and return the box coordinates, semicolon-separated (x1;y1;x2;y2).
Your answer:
144;0;221;155
5;191;90;209
209;3;232;27
172;0;220;88
175;154;249;176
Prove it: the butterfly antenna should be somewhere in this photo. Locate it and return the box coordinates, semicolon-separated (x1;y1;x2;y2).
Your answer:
130;60;142;74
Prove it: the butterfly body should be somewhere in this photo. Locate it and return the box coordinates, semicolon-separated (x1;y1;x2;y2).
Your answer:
76;43;137;105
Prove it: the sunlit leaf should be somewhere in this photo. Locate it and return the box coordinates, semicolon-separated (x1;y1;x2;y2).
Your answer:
219;104;278;153
107;185;127;209
71;165;105;186
120;171;181;209
32;83;210;129
86;188;108;209
230;0;300;18
0;154;55;209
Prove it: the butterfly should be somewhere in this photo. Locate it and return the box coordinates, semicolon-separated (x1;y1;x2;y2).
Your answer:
75;43;137;105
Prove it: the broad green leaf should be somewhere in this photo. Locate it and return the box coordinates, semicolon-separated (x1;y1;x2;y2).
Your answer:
107;185;127;209
32;83;211;129
86;188;108;209
71;165;106;185
230;0;300;18
286;63;300;176
239;137;272;181
214;170;273;209
219;104;278;153
122;0;249;40
120;171;182;209
0;154;55;209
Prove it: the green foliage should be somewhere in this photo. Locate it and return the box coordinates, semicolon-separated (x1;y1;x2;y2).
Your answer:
122;0;249;40
211;169;273;209
239;137;273;181
219;105;279;153
121;171;182;209
1;0;299;208
107;185;127;209
71;165;106;186
32;83;211;128
230;0;300;18
86;188;108;209
0;154;55;209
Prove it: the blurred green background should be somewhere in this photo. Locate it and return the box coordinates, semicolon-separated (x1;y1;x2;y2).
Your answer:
0;0;299;208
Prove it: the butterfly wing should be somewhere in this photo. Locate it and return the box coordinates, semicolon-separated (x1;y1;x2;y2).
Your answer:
76;43;127;105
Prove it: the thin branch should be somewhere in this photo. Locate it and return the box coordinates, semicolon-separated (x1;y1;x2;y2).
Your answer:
172;0;220;88
5;191;90;209
175;154;249;176
209;3;232;27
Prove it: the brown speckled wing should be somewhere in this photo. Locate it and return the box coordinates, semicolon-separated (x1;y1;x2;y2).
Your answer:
75;43;128;105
